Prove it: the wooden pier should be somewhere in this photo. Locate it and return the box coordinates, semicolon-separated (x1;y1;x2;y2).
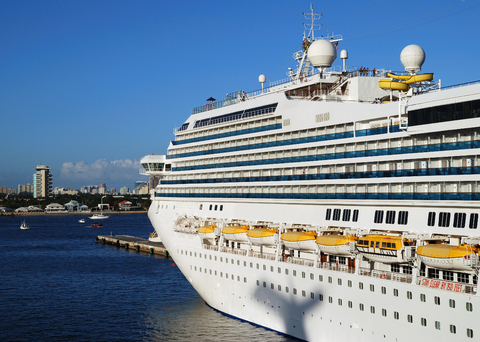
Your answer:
95;234;170;258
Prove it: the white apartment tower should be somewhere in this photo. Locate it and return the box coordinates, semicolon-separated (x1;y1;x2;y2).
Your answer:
33;165;52;198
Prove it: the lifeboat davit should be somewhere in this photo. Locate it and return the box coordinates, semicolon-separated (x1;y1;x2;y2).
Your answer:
356;235;414;264
281;231;317;250
417;244;478;271
316;234;357;256
222;224;249;242
247;228;277;246
198;224;216;241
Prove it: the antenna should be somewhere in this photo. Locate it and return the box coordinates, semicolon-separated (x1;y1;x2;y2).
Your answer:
303;4;323;40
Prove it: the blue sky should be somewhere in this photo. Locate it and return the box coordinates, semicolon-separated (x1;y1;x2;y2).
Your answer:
1;0;479;191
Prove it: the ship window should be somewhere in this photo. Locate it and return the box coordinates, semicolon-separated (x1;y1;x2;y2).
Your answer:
443;270;454;281
286;286;289;293
407;314;413;323
293;270;297;276
458;273;469;283
375;242;379;248
339;256;346;265
403;266;412;274
370;284;375;292
466;302;473;311
220;205;223;211
328;276;332;283
370;306;375;314
359;282;364;290
263;281;266;287
374;210;384;223
221;272;223;277
382;309;387;317
310;273;314;280
293;288;297;295
338;298;343;306
209;205;212;210
319;275;323;282
237;260;240;265
381;286;386;294
325;208;332;220
439;212;451;227
271;283;274;289
352;209;359;222
302;290;306;297
263;264;266;270
467;328;473;338
420;294;426;302
450;325;456;334
370;241;374;247
256;280;260;286
285;269;289;275
270;266;273;272
311;292;314;299
435;296;441;305
328;296;333;303
407;291;412;299
348;280;352;287
214;205;218;211
421;318;427;326
333;209;341;221
453;212;466;228
386;210;396;224
278;285;282;291
302;272;305;278
427;212;436;226
244;277;247;283
394;311;399;320
398;211;409;225
348;301;353;308
199;204;203;210
435;321;441;330
470;213;479;229
279;268;282;274
215;271;217;275
342;209;351;221
250;262;253;268
359;303;364;311
449;299;456;308
392;243;396;248
319;294;323;301
393;289;398;297
428;268;440;279
256;263;259;269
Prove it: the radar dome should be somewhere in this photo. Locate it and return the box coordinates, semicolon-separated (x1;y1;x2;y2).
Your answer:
258;74;266;83
400;45;425;75
307;40;337;69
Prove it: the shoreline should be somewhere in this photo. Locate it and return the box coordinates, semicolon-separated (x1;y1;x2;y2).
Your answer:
0;211;147;217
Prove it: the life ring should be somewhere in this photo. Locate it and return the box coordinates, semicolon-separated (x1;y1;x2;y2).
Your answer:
381;274;386;279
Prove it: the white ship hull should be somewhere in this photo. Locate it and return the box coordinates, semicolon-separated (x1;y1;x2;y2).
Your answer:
149;199;480;342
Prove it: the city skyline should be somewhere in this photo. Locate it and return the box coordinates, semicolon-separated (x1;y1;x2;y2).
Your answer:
1;1;479;191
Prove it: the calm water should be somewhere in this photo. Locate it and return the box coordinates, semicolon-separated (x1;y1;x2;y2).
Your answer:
0;214;294;341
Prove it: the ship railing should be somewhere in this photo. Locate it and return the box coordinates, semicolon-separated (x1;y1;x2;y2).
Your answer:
174;227;198;234
203;244;219;252
359;268;413;283
318;262;355;274
288;256;315;267
252;251;276;261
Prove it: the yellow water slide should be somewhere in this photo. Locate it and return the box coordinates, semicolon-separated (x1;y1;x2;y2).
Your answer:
378;72;434;92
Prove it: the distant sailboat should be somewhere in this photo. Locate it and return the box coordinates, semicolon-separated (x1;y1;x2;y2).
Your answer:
20;220;29;230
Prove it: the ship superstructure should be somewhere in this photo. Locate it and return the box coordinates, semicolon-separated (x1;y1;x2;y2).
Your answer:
142;6;480;341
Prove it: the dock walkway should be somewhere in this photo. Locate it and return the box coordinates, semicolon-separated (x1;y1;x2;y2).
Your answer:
95;234;170;258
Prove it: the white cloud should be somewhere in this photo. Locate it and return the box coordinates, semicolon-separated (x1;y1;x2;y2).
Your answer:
60;158;144;185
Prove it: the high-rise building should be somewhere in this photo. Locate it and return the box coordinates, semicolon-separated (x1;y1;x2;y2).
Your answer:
18;183;34;194
33;165;52;198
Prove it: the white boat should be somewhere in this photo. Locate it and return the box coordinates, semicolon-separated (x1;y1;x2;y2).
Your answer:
89;214;109;220
20;220;29;230
79;219;86;223
143;6;480;341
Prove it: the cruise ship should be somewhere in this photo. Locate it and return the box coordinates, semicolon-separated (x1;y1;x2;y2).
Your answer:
141;7;480;341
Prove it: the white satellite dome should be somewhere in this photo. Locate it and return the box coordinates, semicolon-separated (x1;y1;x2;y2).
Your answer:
400;44;425;75
307;40;337;69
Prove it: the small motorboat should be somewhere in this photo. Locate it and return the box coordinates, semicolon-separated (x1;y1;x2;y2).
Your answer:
79;219;86;223
90;224;103;228
20;220;29;230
